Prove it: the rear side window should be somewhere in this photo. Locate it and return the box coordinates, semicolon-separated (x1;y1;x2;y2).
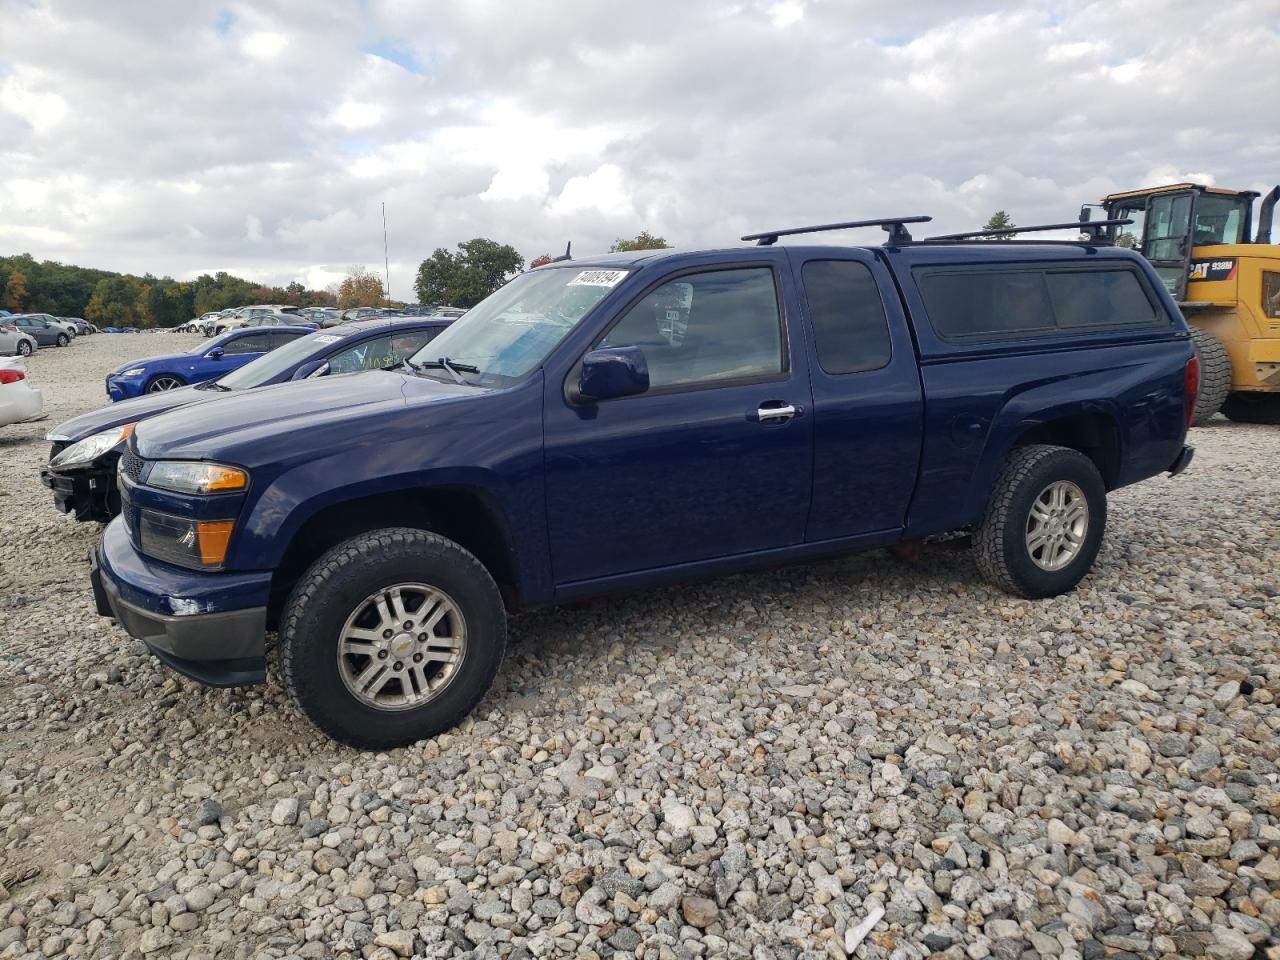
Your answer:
1046;271;1156;328
801;260;892;374
918;267;1159;340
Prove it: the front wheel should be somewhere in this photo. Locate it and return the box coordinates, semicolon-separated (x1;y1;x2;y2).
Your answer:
55;333;69;347
974;444;1107;599
145;375;185;392
1190;328;1230;425
279;528;506;749
1221;392;1280;425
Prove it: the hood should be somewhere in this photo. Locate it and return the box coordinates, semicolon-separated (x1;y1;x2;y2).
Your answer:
110;353;194;375
51;383;214;443
134;369;481;461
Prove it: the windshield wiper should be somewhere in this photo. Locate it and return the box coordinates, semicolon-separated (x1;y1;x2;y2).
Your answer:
418;356;479;384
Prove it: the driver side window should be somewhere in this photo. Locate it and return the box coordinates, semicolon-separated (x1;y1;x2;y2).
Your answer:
222;333;272;355
599;267;784;391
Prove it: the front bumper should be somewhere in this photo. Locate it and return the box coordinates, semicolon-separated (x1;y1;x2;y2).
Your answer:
105;377;140;402
41;459;119;522
91;518;270;687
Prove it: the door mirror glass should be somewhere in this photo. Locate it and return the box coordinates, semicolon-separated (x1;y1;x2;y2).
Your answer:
206;347;225;360
576;346;650;402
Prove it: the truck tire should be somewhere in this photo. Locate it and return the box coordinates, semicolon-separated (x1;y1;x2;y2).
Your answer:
1189;328;1230;425
279;527;506;749
974;444;1107;599
1221;392;1280;424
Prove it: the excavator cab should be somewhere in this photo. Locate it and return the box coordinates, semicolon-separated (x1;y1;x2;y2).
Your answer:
1081;182;1280;424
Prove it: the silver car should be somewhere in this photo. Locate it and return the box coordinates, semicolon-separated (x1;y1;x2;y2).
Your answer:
0;324;38;357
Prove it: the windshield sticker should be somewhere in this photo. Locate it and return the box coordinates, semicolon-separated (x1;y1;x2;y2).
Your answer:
311;335;343;344
568;270;628;288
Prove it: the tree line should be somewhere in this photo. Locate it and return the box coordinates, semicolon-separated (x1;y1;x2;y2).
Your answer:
0;253;338;328
0;230;673;328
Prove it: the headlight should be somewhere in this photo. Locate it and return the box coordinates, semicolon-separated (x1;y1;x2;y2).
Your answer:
49;424;135;470
118;367;146;377
146;460;249;495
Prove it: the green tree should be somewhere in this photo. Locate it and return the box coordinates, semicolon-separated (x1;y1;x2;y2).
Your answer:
609;230;670;253
3;271;29;312
337;265;386;308
982;211;1017;240
414;238;524;308
1115;231;1139;249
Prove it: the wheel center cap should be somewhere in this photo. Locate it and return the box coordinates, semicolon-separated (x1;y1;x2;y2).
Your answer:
389;633;415;659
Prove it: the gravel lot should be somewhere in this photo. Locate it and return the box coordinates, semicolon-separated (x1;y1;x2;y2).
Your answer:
0;333;1277;960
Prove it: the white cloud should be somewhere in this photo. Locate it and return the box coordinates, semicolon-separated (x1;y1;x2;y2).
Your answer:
0;0;1275;287
241;31;288;60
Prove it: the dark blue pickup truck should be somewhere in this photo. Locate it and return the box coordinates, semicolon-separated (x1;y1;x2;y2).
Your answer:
90;221;1197;748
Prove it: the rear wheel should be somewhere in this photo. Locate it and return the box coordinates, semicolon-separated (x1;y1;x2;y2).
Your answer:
55;333;69;347
279;528;506;749
1189;328;1230;425
1221;392;1280;424
975;444;1107;599
16;340;32;357
145;375;185;393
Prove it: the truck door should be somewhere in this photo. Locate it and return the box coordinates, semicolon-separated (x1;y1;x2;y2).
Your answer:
1141;190;1196;300
542;258;814;585
793;251;925;541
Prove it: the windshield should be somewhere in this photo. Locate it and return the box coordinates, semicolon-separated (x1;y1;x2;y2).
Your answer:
408;267;624;385
216;331;348;389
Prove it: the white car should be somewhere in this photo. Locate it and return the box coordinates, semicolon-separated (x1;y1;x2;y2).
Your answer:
0;325;38;357
0;359;43;427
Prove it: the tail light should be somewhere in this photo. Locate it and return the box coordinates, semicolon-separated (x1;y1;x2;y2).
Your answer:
1183;355;1200;429
0;369;25;385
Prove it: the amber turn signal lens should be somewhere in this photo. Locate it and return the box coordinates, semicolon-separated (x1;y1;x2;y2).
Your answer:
204;466;248;492
197;520;235;566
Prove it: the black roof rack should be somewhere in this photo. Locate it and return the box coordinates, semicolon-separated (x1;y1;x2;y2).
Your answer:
927;218;1133;242
742;216;932;247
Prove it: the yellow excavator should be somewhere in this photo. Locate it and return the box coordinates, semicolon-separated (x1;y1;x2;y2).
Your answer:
1081;182;1280;424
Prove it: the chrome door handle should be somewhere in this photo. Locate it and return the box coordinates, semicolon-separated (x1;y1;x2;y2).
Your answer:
757;403;797;422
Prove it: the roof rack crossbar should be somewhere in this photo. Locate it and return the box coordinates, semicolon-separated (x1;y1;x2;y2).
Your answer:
741;216;932;247
928;218;1133;242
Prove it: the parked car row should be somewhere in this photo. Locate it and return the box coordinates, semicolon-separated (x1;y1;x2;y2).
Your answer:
171;304;468;336
43;316;454;519
56;222;1200;749
1;313;97;356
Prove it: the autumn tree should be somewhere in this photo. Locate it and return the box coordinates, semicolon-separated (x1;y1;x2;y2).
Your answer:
337;265;386;308
528;254;553;269
3;271;29;312
982;211;1017;240
610;231;670;253
415;238;523;308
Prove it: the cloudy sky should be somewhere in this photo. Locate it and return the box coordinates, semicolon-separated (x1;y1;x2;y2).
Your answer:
1;0;1278;297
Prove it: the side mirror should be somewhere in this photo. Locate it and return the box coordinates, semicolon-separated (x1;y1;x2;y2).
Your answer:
1078;205;1092;223
206;347;225;360
575;346;649;403
291;360;329;380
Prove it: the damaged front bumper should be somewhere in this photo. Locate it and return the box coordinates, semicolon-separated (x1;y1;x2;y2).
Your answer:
41;459;120;522
90;517;270;687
